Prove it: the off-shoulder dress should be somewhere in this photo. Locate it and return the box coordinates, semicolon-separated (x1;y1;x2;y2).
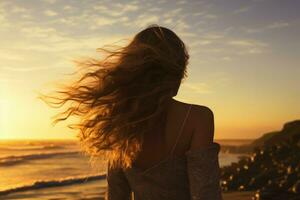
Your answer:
105;104;223;200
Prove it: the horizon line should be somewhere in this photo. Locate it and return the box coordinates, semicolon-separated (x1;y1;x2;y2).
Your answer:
0;138;257;141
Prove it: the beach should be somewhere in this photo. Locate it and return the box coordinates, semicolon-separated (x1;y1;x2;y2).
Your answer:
0;139;253;200
2;180;255;200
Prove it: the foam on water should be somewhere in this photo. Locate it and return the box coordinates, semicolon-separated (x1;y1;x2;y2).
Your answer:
0;151;80;166
0;174;106;196
0;140;247;199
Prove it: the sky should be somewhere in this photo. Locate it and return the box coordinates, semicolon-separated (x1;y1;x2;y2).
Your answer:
0;0;299;140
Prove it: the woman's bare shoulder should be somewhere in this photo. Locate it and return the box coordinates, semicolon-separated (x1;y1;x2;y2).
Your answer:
175;100;213;117
192;104;214;118
188;104;215;149
173;99;211;112
170;100;214;149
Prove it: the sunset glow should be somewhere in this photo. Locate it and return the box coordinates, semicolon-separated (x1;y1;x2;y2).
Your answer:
0;0;299;140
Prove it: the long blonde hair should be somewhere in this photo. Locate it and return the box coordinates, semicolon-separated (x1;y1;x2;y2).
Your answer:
41;25;189;169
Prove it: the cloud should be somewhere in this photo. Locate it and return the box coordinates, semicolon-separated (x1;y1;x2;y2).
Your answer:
0;51;26;61
179;31;197;38
202;33;224;40
228;40;267;47
44;9;58;17
0;0;279;73
57;17;77;26
93;3;139;17
194;33;225;49
176;0;187;5
131;13;159;28
203;14;218;19
63;5;74;11
228;39;267;54
267;21;289;29
189;40;213;47
157;0;167;4
173;18;190;32
20;26;59;39
163;18;173;25
233;6;251;14
20;14;33;19
148;7;161;12
0;10;6;23
193;36;269;57
243;21;290;33
193;11;206;16
243;27;261;33
221;56;232;61
119;4;139;12
4;21;129;53
11;5;28;13
0;2;10;28
163;8;182;19
43;0;57;4
89;15;129;29
182;82;214;94
94;17;118;26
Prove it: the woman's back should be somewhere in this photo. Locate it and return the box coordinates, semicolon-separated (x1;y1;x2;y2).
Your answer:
42;25;223;200
133;99;194;170
106;99;223;200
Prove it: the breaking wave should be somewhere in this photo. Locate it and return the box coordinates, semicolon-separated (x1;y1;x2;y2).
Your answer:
0;151;80;166
0;174;106;196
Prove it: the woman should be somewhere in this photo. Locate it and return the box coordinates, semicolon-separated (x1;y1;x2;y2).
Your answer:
44;25;222;200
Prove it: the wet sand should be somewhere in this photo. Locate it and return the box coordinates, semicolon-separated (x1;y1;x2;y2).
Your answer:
3;180;255;200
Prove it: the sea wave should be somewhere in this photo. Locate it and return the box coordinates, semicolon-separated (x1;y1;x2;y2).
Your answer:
0;144;66;151
0;151;80;166
0;174;106;196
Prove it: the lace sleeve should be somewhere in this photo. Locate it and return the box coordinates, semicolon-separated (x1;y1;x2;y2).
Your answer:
185;142;223;200
105;163;132;200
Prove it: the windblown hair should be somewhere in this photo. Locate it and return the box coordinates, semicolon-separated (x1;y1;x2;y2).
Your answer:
41;25;189;169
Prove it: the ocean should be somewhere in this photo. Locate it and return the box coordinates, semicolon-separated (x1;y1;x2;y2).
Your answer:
0;139;252;200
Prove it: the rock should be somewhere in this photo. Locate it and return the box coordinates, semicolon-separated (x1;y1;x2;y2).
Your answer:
220;119;300;199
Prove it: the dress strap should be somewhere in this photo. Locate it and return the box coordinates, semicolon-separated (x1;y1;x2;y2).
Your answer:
169;104;192;156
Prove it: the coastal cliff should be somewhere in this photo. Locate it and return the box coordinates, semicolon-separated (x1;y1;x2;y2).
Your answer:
221;120;300;200
222;120;300;154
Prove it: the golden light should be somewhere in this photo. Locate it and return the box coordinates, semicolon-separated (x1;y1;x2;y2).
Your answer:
0;98;13;139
